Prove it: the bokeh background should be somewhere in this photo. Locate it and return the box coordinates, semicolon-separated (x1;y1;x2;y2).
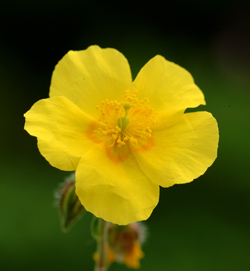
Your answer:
1;0;250;270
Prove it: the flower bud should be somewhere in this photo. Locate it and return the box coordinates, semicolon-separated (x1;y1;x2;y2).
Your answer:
55;173;85;232
107;222;146;269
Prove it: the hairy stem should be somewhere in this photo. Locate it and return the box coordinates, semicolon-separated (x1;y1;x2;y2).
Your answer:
95;219;109;271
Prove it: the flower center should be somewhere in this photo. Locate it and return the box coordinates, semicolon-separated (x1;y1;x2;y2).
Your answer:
95;91;156;148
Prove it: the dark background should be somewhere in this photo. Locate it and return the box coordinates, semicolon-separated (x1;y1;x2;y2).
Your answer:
1;0;250;270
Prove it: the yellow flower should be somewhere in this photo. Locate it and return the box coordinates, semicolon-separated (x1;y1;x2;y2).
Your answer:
24;45;219;225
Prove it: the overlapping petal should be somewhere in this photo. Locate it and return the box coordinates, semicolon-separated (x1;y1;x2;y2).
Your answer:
131;112;219;187
50;45;132;118
129;55;205;129
24;96;98;171
75;142;159;225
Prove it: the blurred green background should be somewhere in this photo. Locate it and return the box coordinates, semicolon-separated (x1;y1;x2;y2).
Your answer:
1;0;250;270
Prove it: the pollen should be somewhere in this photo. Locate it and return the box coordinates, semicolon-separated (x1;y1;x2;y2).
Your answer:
95;91;156;148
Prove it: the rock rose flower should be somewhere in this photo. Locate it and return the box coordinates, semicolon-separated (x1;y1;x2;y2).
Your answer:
24;45;219;225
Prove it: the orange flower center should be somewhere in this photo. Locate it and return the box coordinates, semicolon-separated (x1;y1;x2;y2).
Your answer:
94;91;156;148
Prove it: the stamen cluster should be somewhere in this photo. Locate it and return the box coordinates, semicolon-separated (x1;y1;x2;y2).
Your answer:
95;91;156;147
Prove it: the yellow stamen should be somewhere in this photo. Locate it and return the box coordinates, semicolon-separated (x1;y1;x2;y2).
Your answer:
94;91;156;148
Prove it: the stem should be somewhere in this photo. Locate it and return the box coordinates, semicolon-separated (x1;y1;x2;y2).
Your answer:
95;219;109;271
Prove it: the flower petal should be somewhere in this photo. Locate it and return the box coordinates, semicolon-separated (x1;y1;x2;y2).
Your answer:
75;142;159;225
50;45;132;118
124;241;144;269
131;112;219;187
129;55;205;128
24;96;99;171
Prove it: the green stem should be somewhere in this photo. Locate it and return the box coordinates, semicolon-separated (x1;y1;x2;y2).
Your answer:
95;219;109;271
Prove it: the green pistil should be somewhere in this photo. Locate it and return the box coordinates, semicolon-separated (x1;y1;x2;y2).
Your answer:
117;103;131;131
117;116;129;131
